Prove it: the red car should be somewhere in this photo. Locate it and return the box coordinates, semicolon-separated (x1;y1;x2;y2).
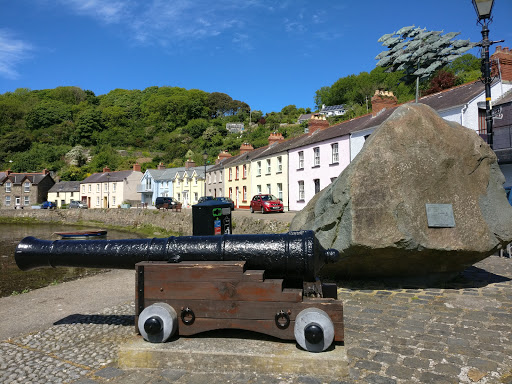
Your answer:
250;194;284;214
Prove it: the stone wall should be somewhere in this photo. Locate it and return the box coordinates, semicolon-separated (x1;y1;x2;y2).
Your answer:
0;208;290;236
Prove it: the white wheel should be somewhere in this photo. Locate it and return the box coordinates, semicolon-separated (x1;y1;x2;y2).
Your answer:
138;303;178;343
294;308;334;352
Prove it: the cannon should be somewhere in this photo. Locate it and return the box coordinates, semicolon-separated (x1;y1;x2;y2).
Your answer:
15;230;344;352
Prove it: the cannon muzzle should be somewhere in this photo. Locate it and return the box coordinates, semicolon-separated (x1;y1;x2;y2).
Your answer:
15;231;339;281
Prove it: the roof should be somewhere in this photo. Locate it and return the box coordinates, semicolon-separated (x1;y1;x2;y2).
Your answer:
298;114;312;121
49;181;81;193
0;172;53;185
82;170;141;183
320;104;345;112
417;81;487;112
495;89;512;106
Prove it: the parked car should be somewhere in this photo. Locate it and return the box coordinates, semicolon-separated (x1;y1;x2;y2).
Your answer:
69;200;87;209
41;201;56;209
155;196;179;209
198;196;215;204
214;196;235;210
249;194;284;214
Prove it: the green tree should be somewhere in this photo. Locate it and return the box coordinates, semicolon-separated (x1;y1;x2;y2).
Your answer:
25;100;72;130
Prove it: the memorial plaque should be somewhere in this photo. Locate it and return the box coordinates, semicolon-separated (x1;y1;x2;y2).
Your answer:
426;204;455;228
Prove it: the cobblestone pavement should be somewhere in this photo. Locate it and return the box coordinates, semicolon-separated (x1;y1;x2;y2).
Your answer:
1;256;511;384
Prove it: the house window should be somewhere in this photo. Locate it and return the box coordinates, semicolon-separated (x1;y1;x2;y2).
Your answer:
229;168;233;181
96;196;100;206
277;156;282;173
88;185;91;192
194;177;197;185
331;143;339;163
229;187;233;199
277;183;283;200
257;161;261;176
236;166;239;180
243;164;247;179
219;188;222;196
213;173;217;183
97;184;100;192
266;184;271;194
112;196;116;205
5;196;11;206
257;185;261;194
185;177;188;185
177;193;181;201
243;186;247;201
104;183;108;191
314;179;320;194
5;182;11;192
113;183;116;192
24;196;29;205
298;181;305;200
24;182;30;192
194;192;198;202
57;192;60;197
313;147;320;166
82;185;85;193
266;159;271;174
298;151;304;169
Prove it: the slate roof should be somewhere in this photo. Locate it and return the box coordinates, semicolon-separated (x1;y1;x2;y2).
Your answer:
320;104;346;112
0;172;52;185
495;89;512;106
49;181;81;193
82;170;140;183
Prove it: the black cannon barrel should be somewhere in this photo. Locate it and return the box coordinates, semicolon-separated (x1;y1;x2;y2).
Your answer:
15;230;339;281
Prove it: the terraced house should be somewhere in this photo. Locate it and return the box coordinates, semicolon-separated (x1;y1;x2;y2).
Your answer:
172;160;212;207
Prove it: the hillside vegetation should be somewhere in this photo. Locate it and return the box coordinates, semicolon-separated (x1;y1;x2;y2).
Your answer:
0;54;480;180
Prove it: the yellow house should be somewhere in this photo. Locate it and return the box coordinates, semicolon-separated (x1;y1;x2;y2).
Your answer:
172;160;212;207
47;181;81;208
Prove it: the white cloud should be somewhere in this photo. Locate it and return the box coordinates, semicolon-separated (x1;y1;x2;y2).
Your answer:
59;0;131;24
0;30;32;79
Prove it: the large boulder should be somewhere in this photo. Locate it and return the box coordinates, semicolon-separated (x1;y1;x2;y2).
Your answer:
291;103;512;280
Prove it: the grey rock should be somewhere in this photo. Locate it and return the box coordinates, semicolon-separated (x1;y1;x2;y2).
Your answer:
291;103;512;279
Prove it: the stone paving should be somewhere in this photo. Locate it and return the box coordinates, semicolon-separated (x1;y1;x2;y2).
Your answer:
1;255;511;384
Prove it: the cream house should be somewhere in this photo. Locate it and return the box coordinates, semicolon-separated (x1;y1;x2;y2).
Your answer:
47;181;81;208
80;164;143;208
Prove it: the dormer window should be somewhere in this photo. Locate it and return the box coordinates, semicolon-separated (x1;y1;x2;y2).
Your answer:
24;181;30;192
6;181;12;192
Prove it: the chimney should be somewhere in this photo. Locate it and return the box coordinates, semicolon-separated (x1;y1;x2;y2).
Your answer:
42;169;49;175
371;90;398;117
103;167;111;173
216;150;232;165
491;46;512;81
6;169;12;175
307;113;329;135
185;159;196;169
157;162;165;170
133;163;141;172
268;132;284;146
239;143;254;155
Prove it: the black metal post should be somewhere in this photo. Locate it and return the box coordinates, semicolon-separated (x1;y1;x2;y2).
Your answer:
203;151;207;197
481;21;493;148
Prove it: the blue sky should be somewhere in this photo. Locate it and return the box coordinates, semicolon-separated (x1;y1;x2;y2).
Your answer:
1;0;511;114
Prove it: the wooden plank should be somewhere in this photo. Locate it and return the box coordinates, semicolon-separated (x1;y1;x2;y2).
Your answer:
242;270;264;281
140;261;246;282
143;298;343;323
143;280;303;302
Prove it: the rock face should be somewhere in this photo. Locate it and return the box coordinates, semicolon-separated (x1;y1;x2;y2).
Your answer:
290;103;512;280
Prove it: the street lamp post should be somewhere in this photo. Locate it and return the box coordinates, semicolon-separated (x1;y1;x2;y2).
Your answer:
472;0;503;149
203;151;208;197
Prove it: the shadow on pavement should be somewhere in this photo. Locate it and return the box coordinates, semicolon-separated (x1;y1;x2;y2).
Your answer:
54;313;134;326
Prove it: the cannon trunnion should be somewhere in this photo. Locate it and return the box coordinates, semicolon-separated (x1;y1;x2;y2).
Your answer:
15;230;344;352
